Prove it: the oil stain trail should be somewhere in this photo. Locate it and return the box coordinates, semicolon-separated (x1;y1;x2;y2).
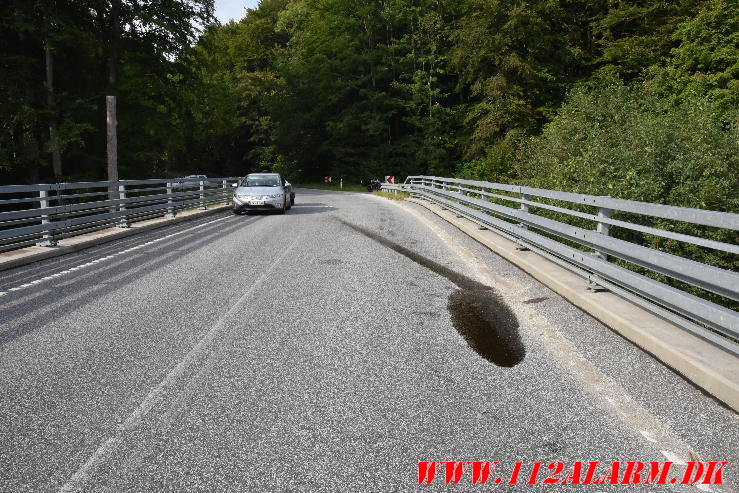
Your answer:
340;220;525;367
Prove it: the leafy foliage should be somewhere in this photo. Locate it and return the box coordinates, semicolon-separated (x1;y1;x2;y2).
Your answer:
516;78;737;304
0;0;735;222
0;0;213;183
517;78;737;210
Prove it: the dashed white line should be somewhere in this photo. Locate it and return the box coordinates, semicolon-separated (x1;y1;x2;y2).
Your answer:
0;216;233;298
660;450;688;465
57;235;302;492
640;429;658;443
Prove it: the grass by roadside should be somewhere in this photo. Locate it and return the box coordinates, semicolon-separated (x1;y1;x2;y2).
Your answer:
372;190;409;200
294;183;368;192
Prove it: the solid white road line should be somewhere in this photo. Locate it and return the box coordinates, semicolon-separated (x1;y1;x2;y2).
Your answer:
0;215;233;298
57;235;302;493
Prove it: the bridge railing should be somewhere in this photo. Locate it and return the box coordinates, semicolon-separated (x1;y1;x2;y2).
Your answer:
383;176;739;356
0;177;240;253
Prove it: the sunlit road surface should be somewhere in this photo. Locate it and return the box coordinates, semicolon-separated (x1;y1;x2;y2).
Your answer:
1;189;737;492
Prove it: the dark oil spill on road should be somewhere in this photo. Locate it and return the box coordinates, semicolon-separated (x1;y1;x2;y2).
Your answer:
447;290;523;367
340;220;525;367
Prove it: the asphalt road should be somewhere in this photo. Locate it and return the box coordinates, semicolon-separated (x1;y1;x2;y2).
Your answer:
0;189;737;492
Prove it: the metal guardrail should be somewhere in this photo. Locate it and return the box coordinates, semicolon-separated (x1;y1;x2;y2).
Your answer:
0;177;240;253
384;176;739;356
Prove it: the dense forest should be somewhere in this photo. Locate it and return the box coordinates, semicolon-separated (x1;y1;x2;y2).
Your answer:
1;0;736;212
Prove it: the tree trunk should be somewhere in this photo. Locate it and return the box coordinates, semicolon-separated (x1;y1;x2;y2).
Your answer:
108;0;120;88
15;0;40;184
45;43;63;180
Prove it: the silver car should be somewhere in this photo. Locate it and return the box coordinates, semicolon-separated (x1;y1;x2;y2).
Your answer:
173;174;208;189
232;173;292;214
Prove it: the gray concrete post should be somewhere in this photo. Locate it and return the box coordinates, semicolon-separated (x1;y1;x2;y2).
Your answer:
166;182;175;218
36;189;57;246
199;180;207;210
118;184;129;228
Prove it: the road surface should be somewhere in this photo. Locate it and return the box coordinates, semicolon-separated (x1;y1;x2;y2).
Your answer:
1;189;737;492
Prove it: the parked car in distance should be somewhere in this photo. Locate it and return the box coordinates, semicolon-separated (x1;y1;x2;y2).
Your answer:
232;173;292;214
173;174;208;189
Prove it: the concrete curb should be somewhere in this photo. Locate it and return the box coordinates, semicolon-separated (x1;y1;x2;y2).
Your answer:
409;198;739;413
0;205;230;272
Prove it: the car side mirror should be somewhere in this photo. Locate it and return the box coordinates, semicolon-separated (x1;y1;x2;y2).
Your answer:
231;183;238;188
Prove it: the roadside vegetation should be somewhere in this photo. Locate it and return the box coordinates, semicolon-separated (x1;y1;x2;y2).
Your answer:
1;0;736;216
372;191;410;201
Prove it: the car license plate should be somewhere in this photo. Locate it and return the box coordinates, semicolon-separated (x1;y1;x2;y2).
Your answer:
248;200;265;206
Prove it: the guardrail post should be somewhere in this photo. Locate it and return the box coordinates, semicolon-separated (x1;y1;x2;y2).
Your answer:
118;184;129;228
516;192;530;250
36;189;57;247
587;202;612;291
223;179;229;205
440;180;449;210
520;193;530;227
477;187;488;230
199;180;207;210
166;182;175;218
594;206;612;260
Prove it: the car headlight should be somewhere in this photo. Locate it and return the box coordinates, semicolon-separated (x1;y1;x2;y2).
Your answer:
267;194;283;199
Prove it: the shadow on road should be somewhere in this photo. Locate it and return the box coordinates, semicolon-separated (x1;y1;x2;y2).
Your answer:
0;217;261;347
241;203;335;215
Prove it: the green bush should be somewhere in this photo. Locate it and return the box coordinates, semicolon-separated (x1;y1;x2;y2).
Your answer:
517;80;737;210
514;78;738;309
456;132;520;183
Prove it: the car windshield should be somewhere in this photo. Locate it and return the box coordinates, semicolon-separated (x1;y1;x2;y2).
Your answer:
242;176;280;187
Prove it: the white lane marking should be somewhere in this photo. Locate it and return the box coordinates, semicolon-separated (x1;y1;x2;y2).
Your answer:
660;450;688;465
0;216;233;298
57;235;301;493
640;429;658;443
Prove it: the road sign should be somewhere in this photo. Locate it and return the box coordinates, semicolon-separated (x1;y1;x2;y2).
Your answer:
385;176;395;184
325;176;331;183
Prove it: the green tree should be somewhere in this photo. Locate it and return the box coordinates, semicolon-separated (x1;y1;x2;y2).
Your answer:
449;0;602;181
648;0;739;118
591;0;700;80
